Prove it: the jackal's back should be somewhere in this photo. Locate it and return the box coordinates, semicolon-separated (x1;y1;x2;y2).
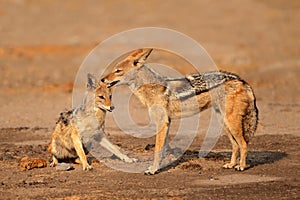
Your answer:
186;70;241;94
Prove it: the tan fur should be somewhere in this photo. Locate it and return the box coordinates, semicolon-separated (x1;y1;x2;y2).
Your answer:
103;49;258;174
49;74;136;171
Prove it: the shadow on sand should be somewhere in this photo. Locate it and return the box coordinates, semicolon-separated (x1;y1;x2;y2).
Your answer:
160;149;288;172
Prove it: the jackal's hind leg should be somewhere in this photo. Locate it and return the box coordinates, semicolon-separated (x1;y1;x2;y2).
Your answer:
75;158;82;164
213;107;239;169
223;126;239;169
223;118;249;171
233;136;249;171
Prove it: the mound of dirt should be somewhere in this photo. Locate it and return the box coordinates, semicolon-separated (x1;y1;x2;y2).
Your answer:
19;157;47;171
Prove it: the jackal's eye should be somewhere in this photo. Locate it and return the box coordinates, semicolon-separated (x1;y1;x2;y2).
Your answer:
109;95;112;100
98;95;105;100
133;60;139;66
114;69;122;73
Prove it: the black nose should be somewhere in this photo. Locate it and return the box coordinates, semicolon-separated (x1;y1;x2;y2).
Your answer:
101;78;105;82
110;106;115;111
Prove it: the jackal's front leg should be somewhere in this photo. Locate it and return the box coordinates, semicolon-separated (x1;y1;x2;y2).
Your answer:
99;137;137;163
71;130;92;171
145;106;170;175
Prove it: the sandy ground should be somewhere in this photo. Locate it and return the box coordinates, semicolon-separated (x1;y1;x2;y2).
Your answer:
0;0;299;199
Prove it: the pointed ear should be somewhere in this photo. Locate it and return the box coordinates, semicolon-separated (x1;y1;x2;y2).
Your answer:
131;48;153;66
87;73;98;90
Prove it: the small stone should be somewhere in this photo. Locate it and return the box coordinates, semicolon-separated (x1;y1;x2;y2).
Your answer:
56;163;74;171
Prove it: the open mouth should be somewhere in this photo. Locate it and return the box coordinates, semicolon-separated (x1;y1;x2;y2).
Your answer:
108;80;120;88
98;106;114;112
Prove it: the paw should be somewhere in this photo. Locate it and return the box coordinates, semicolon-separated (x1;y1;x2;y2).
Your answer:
83;164;93;171
125;158;138;163
223;162;236;169
123;157;138;163
75;158;82;164
49;161;56;167
144;166;159;175
235;164;249;171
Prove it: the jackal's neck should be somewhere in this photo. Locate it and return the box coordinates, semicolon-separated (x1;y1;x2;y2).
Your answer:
95;109;106;125
128;65;166;92
76;96;106;127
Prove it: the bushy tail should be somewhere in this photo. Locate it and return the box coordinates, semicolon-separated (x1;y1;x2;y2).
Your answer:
242;85;258;143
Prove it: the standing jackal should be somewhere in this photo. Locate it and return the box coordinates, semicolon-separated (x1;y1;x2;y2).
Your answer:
48;74;136;170
102;49;258;175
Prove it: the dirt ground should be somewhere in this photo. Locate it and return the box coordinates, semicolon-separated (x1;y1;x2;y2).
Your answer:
0;0;299;199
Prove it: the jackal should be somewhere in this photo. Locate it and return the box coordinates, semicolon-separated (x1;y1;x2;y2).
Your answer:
48;74;136;170
102;49;258;175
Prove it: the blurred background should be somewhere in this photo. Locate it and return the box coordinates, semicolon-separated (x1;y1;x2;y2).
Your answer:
0;0;299;134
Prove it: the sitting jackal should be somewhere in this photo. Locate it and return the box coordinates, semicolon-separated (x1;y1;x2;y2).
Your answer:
48;74;136;170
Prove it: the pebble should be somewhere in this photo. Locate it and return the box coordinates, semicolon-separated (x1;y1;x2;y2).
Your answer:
56;163;74;171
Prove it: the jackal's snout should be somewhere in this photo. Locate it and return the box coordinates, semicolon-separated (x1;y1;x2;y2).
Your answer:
107;105;115;112
101;76;119;88
108;80;120;88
